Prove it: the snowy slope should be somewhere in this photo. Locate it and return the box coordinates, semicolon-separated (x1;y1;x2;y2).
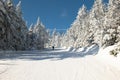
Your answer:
96;45;120;70
0;48;120;80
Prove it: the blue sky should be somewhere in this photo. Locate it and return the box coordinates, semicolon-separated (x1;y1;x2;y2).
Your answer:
13;0;108;33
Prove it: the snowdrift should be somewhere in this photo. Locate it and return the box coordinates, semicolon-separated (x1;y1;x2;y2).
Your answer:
66;44;120;70
66;47;74;51
97;45;120;70
66;44;99;56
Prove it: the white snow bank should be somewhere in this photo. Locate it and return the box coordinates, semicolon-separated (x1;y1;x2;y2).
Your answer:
85;44;99;53
97;45;120;70
66;47;74;51
76;44;99;56
65;44;99;56
76;47;85;52
61;46;67;49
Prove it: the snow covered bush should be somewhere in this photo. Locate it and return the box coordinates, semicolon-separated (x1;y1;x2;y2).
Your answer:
110;44;120;57
110;50;117;57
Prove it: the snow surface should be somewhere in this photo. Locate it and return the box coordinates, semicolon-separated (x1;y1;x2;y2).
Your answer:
97;45;120;71
66;46;74;51
0;46;120;80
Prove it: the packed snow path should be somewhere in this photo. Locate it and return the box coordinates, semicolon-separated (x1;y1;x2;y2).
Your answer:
0;49;120;80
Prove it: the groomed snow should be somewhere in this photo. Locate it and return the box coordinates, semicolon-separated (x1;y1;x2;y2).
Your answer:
0;47;120;80
97;45;120;71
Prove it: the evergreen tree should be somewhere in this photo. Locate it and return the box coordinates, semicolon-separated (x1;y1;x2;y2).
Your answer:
0;0;28;50
103;0;120;47
33;17;49;49
64;5;88;48
89;0;106;47
16;1;22;17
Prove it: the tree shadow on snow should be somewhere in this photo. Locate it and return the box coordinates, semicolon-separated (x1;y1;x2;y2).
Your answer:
0;46;99;61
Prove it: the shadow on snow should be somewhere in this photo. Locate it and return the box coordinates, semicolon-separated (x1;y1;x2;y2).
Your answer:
0;46;99;61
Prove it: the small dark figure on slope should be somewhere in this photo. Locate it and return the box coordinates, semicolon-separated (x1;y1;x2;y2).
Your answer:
52;46;54;50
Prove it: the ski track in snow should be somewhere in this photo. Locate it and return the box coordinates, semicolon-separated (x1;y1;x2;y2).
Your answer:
0;49;120;80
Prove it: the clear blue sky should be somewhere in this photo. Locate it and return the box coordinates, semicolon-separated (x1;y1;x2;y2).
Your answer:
13;0;108;32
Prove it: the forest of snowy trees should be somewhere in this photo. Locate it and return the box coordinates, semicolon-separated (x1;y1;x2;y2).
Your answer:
0;0;49;50
50;0;120;51
0;0;120;53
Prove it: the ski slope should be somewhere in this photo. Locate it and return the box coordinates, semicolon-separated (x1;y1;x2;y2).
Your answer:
0;48;120;80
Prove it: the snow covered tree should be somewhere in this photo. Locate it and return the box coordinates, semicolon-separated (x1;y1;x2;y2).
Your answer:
103;0;120;47
61;0;120;49
0;0;50;50
65;0;106;48
29;23;34;31
88;0;106;47
26;24;36;49
63;5;88;48
16;1;22;17
50;28;57;47
33;17;49;49
0;0;28;50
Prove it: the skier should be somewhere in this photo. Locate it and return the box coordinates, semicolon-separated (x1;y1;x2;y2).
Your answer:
52;46;54;50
